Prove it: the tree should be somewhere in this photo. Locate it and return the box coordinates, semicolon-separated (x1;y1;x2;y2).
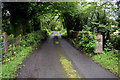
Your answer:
116;1;120;31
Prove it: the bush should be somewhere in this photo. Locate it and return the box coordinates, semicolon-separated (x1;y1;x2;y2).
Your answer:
60;29;67;37
104;40;113;52
78;31;97;53
8;34;14;39
110;34;120;50
71;31;97;54
19;30;47;47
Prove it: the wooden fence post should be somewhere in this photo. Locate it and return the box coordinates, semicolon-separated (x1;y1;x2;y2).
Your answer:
3;32;8;56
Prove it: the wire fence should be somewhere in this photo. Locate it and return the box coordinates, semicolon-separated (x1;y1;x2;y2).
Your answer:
8;36;22;47
0;32;22;62
0;31;47;62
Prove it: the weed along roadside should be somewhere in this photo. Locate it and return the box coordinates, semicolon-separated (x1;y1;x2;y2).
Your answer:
54;33;80;78
1;30;48;78
59;54;80;78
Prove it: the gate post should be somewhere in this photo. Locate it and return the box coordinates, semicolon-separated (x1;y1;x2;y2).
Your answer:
94;33;103;53
3;32;8;56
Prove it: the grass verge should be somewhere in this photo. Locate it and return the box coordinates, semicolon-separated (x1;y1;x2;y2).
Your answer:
92;51;120;77
2;30;47;78
2;46;33;78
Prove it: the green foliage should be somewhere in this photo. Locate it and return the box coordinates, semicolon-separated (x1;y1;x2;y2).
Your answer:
78;32;97;53
2;47;33;78
60;29;67;37
2;2;119;38
104;40;113;51
92;51;120;77
90;22;118;33
70;31;97;56
20;30;46;47
82;25;91;31
0;35;3;42
110;34;120;50
2;1;119;78
2;30;47;78
8;34;14;39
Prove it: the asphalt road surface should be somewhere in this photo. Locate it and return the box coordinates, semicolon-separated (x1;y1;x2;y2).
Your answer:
16;32;118;78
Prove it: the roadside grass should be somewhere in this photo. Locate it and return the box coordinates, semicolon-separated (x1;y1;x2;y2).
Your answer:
92;51;120;77
2;30;47;78
2;46;33;78
60;55;80;78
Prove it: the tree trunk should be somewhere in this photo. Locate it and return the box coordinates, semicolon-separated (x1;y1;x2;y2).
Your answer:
101;32;106;50
67;27;70;37
106;30;110;40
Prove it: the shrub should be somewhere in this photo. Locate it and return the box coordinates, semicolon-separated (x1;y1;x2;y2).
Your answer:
104;40;113;52
110;34;120;50
79;32;97;53
60;29;67;37
72;31;97;53
8;34;14;39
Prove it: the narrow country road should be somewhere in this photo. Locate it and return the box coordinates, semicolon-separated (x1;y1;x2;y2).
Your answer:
16;32;118;78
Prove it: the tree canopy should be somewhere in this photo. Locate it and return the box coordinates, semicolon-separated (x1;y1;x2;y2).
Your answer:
2;1;119;38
